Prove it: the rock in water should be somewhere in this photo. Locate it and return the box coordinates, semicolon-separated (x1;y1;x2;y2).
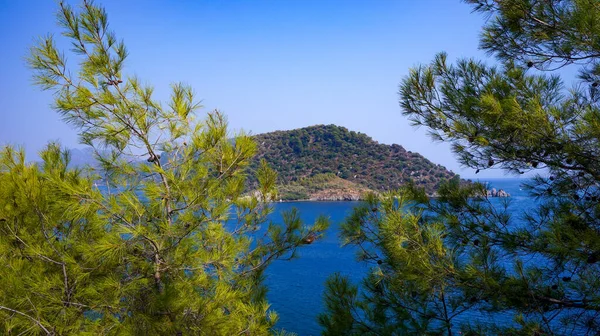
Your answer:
486;188;510;197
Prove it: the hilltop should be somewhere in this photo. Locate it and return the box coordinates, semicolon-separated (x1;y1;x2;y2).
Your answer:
248;124;457;200
57;125;459;200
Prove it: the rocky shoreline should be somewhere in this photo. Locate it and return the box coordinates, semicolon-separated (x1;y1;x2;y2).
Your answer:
308;190;363;201
275;188;511;202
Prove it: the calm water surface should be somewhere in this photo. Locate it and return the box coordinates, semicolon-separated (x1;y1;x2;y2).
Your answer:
100;178;534;334
264;178;535;335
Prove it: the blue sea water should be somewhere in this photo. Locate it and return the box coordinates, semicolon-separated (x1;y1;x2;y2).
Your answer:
95;177;537;334
264;178;535;335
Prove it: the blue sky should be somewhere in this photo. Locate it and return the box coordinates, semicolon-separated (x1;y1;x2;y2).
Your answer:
1;0;507;178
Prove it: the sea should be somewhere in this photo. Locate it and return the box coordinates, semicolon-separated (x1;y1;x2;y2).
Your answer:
264;178;536;335
95;177;536;334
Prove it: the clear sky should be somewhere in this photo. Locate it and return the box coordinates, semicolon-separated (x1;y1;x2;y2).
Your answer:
0;0;510;178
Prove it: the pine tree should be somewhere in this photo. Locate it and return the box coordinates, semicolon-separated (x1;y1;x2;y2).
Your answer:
319;1;600;334
0;1;328;335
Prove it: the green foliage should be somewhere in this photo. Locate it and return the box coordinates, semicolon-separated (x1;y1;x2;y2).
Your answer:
320;0;600;334
249;125;457;197
319;189;470;335
276;173;369;201
0;1;327;335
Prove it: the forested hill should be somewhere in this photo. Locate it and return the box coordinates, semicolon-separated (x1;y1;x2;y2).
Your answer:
61;125;457;200
248;124;457;200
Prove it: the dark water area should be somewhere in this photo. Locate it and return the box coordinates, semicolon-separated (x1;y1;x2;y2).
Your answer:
265;178;536;335
262;201;367;335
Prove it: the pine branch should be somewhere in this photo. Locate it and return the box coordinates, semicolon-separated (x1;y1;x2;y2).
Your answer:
0;306;52;335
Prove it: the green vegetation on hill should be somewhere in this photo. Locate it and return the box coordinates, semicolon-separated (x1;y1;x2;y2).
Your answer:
248;124;456;199
277;173;371;201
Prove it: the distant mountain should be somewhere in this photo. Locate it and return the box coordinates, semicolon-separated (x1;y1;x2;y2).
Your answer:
67;147;100;168
56;125;459;200
248;124;458;200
